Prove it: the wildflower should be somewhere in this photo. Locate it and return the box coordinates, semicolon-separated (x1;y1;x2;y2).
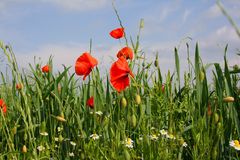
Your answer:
160;129;168;136
182;142;188;147
117;47;134;60
230;140;240;150
124;138;134;149
42;65;50;73
69;152;75;157
40;132;48;136
70;141;76;146
16;83;23;90
109;27;124;39
54;137;59;142
0;99;7;115
87;96;94;109
75;52;98;80
150;134;159;141
223;96;234;102
57;127;63;132
166;133;176;140
22;145;27;153
37;145;45;152
95;111;103;116
90;133;100;140
110;57;134;92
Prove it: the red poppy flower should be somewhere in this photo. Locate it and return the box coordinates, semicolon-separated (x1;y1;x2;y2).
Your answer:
117;47;134;60
16;83;22;90
110;57;134;92
0;99;7;114
75;52;98;80
87;96;94;109
109;27;124;39
42;65;50;73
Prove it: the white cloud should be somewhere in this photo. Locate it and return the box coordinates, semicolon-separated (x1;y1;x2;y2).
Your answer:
0;0;110;12
39;0;109;11
205;4;221;19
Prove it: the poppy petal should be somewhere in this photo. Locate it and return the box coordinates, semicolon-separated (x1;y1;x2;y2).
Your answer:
109;28;124;39
111;75;129;92
117;47;134;60
78;52;98;67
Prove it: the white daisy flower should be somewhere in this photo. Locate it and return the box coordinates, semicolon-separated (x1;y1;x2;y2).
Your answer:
124;138;134;149
166;133;176;140
182;142;188;147
57;127;63;132
70;141;76;146
90;133;100;140
69;152;75;157
37;145;45;152
160;129;168;136
150;134;159;141
54;137;59;142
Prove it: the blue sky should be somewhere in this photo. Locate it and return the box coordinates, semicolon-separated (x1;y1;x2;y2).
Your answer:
0;0;239;75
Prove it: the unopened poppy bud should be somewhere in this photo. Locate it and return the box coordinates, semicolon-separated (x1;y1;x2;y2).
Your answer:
223;96;234;102
121;97;127;108
207;104;212;116
12;126;17;135
154;60;158;67
214;113;219;124
22;145;27;153
161;84;165;92
59;135;64;142
200;71;205;82
135;94;141;105
131;114;137;127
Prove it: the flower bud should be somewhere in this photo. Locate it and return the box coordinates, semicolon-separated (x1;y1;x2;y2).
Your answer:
22;145;27;153
135;94;141;105
131;114;137;128
214;113;219;124
223;96;234;102
121;97;127;108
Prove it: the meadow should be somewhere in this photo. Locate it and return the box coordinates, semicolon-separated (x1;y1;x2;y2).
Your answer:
0;7;240;160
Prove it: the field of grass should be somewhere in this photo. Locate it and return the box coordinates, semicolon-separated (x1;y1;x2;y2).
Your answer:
0;11;240;160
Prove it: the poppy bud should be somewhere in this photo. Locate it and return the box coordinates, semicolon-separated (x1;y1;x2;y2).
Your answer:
16;83;22;90
131;114;137;128
12;126;17;135
121;97;127;108
135;94;141;105
223;96;234;102
214;113;219;124
161;84;165;92
22;145;27;153
200;71;205;82
59;135;64;142
207;103;212;116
